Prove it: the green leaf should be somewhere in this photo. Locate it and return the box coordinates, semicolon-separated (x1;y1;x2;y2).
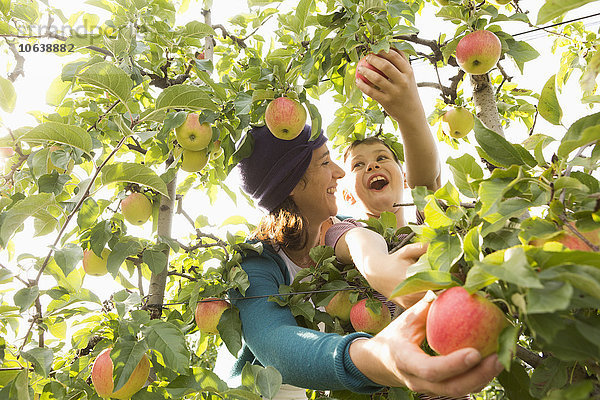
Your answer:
529;357;569;397
497;361;536;400
13;286;39;312
446;154;484;198
474;118;525;167
154;84;219;113
256;366;283;400
504;39;540;73
427;231;463;272
477;247;543;289
539;264;600;299
557;112;600;158
111;340;149;394
107;240;142;276
54;244;83;277
527;281;573;314
497;325;519;371
423;198;454;228
20;122;92;154
390;270;460;298
142;249;167;274
544;380;594;400
181;21;216;38
45;76;72;106
165;368;228;397
21;347;53;378
306;101;323;142
217;308;243;357
464;264;498;293
0;193;55;246
536;0;599;24
142;320;190;374
78;61;133;104
0;76;16;113
101;163;169;197
538;75;562;125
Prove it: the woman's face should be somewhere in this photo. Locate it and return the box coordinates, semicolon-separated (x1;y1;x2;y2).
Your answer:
345;142;404;216
290;144;345;224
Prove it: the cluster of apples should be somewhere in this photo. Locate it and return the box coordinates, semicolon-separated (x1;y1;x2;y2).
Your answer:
325;291;392;335
175;113;222;173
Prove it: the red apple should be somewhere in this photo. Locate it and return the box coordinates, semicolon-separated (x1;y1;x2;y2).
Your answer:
195;51;205;60
195;298;230;334
355;54;387;85
426;286;508;358
121;192;152;226
91;347;150;400
456;30;502;75
0;147;15;158
530;222;600;251
441;107;474;139
175;114;213;151
264;97;307;140
325;291;354;322
350;298;391;335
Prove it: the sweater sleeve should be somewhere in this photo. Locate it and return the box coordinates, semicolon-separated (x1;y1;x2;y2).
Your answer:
323;219;363;249
232;253;382;393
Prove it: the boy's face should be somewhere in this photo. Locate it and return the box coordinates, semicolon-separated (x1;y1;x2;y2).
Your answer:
345;142;404;216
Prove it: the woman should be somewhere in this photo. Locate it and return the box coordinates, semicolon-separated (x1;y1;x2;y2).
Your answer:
231;123;503;399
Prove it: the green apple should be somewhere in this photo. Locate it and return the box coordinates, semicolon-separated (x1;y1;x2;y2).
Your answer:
355;54;387;85
181;149;209;172
175;113;212;151
350;298;391;335
83;248;111;276
121;192;152;226
441;107;474;139
325;291;354;322
426;286;508;358
456;30;502;75
264;97;307;140
91;347;150;400
195;298;230;334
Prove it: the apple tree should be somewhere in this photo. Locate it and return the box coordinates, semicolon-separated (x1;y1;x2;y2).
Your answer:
0;0;599;399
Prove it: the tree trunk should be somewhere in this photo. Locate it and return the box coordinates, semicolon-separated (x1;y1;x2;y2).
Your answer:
471;74;504;137
147;177;177;319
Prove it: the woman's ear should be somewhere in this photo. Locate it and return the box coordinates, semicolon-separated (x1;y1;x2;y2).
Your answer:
342;189;357;205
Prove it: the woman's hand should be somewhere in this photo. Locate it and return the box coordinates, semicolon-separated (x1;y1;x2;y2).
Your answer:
349;292;505;397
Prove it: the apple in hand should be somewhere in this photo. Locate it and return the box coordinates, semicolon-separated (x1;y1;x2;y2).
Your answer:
426;286;508;358
83;248;111;276
264;97;307;140
91;347;150;400
350;298;391;335
456;30;502;75
175;113;213;151
441;107;474;139
121;192;152;226
181;149;209;172
325;291;355;322
195;298;230;334
355;54;387;85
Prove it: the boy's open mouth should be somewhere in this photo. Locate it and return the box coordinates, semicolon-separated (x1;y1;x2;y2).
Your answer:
368;175;389;190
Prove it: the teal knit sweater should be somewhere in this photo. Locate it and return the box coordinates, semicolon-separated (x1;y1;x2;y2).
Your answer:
230;242;383;393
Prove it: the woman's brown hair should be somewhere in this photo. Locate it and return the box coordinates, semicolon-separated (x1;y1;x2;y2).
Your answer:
251;197;309;251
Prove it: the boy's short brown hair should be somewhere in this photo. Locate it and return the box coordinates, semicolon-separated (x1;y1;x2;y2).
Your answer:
343;136;402;164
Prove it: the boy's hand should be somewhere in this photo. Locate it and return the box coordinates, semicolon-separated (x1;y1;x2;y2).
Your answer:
355;49;424;124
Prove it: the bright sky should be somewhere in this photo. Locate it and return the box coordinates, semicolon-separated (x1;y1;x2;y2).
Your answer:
1;1;600;295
